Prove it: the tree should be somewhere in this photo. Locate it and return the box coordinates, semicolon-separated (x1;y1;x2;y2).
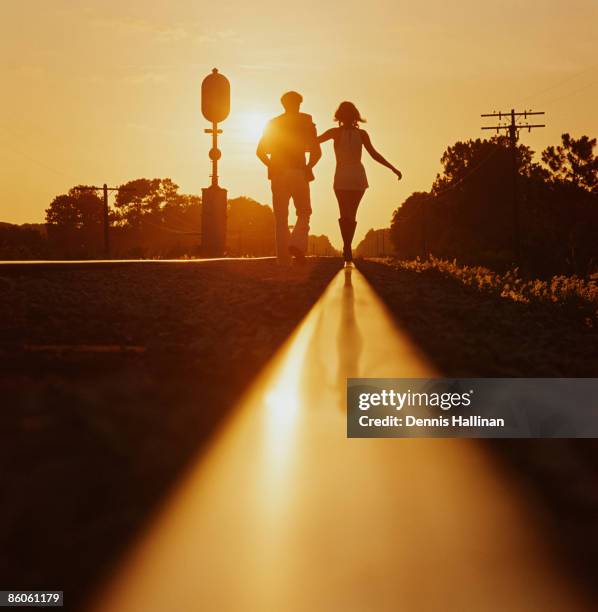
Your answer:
110;178;202;257
542;133;598;192
0;223;48;259
433;136;535;193
45;187;103;229
403;138;520;264
389;134;598;274
390;192;430;259
226;197;275;256
355;228;394;258
45;187;104;257
308;234;339;256
114;178;181;228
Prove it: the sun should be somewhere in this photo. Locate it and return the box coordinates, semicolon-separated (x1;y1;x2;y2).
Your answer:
238;111;270;142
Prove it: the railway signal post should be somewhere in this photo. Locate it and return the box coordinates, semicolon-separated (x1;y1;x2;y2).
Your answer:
201;68;230;257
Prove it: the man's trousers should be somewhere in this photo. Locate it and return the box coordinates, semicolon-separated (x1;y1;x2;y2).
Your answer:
271;169;311;258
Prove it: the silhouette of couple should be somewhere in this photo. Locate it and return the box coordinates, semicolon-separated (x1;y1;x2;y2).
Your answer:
257;91;402;265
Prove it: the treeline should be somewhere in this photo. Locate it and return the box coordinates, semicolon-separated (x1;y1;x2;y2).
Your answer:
0;223;49;259
355;228;395;258
390;133;598;275
0;178;336;259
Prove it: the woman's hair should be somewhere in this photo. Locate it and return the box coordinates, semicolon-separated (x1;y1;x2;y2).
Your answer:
334;101;366;128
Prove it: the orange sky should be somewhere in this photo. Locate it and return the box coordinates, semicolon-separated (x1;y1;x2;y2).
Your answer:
2;1;598;246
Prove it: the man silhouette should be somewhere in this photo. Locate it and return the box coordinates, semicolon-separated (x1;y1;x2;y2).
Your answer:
257;91;321;263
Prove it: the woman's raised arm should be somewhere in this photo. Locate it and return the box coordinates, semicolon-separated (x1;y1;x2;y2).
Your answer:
361;131;402;179
317;128;337;144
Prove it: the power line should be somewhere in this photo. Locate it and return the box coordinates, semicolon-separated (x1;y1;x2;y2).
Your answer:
541;78;598;107
520;62;598;105
141;217;200;236
0;123;84;185
0;139;73;181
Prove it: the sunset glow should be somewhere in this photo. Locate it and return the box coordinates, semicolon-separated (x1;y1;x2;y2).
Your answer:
236;111;270;144
2;3;598;607
2;1;598;246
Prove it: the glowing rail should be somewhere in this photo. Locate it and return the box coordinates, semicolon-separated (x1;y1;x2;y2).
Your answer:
94;267;587;611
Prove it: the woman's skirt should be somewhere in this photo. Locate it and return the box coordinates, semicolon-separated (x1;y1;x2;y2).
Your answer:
334;162;369;191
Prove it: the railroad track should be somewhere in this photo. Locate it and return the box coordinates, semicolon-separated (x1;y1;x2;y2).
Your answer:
92;266;588;611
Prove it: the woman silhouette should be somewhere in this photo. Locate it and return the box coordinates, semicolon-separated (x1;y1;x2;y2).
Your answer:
318;102;402;264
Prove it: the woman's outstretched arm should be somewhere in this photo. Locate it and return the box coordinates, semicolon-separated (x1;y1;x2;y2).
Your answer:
361;131;402;179
317;128;336;143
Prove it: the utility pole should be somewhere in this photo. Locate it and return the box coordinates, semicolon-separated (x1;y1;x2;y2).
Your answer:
102;184;109;257
74;184;122;258
422;198;428;258
481;109;545;263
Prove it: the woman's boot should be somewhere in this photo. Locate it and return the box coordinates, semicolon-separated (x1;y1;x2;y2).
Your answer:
339;218;357;264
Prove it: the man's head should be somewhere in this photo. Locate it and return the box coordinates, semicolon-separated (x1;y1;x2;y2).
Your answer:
280;91;303;113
